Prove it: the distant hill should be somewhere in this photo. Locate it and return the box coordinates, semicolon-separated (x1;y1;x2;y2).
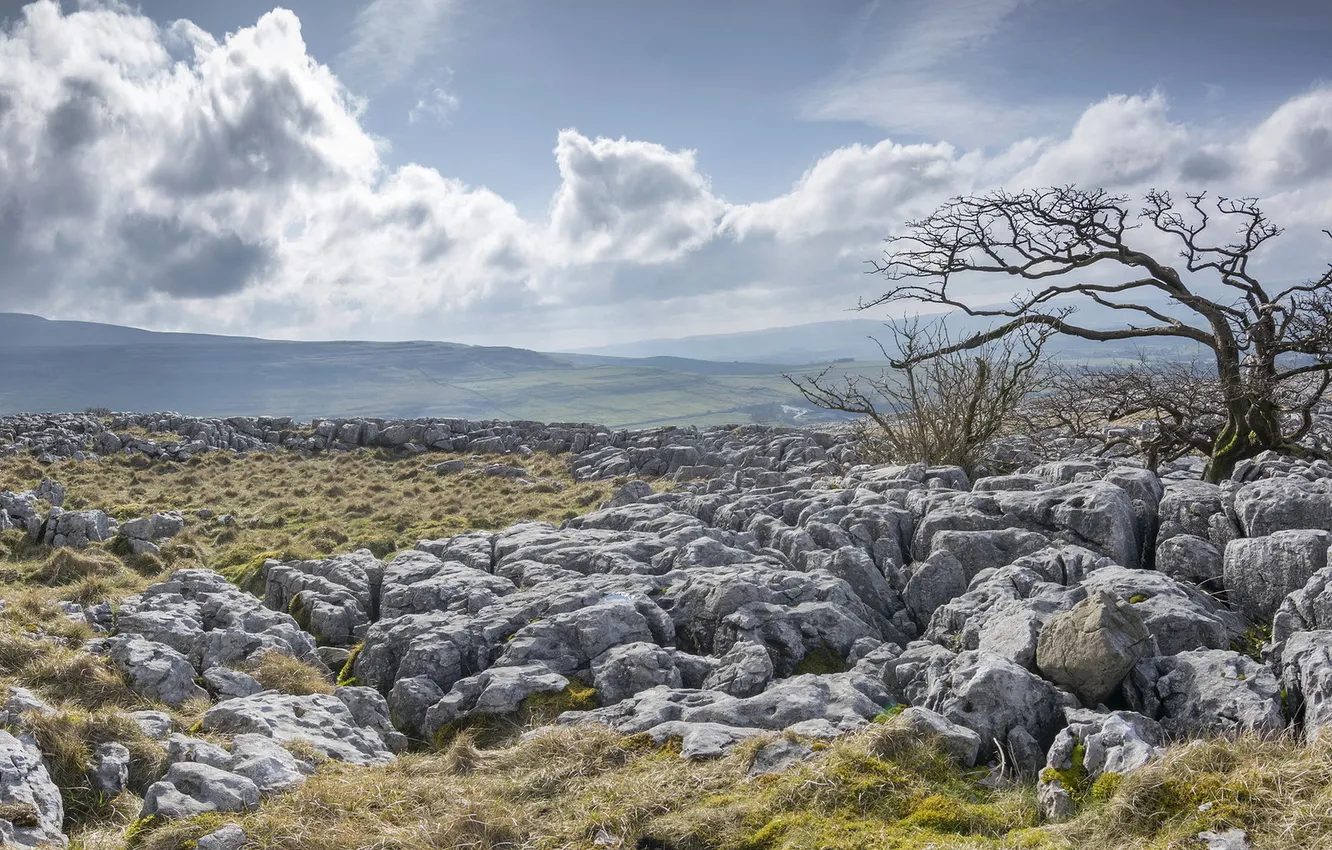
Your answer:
569;298;1201;364
0;312;258;348
0;314;855;427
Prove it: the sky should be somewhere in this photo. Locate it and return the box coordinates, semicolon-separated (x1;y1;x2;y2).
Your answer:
0;0;1330;349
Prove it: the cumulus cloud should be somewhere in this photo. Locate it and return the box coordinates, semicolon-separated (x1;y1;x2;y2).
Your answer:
0;1;1330;349
548;131;727;266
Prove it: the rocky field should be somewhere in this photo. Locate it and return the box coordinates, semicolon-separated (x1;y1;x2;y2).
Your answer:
0;411;1330;849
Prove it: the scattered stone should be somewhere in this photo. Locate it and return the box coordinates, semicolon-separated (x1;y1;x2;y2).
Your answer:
1035;591;1153;706
141;762;260;819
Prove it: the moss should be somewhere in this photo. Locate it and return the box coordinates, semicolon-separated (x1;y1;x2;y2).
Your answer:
1230;622;1272;662
902;793;1012;837
337;643;363;687
287;592;312;633
1090;771;1122;803
1040;743;1090;805
791;643;847;676
124;814;166;848
872;704;909;724
1127;594;1148;604
217;550;279;597
520;678;600;724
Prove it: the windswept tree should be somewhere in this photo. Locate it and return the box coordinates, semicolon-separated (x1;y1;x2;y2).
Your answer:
789;320;1051;474
862;187;1332;482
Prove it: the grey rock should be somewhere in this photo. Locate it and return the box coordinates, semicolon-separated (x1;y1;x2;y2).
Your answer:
1273;565;1332;658
1126;650;1283;737
196;825;247;850
1224;530;1331;623
202;693;395;765
140;762;260;819
0;731;66;848
130;711;174;740
1278;630;1332;743
89;742;131;797
165;734;232;771
228;734;309;794
1197;829;1253;850
1035;591;1153;706
904;553;968;630
107;635;208;706
1233;477;1332;537
747;738;815;777
263;550;384;647
1039;708;1164;821
642;720;764;759
591;642;682;706
42;509;116;549
926;528;1053;582
0;687;55;730
701;641;773;698
605;480;654;508
423;664;570;736
920;650;1067;762
334;686;409;753
1156;534;1224;591
202;668;265;701
913;482;1141;569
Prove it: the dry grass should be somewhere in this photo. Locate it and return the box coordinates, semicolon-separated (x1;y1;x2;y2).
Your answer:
109;721;1332;850
245;650;334;696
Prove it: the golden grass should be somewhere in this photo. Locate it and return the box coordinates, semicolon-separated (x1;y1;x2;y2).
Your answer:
244;651;334;697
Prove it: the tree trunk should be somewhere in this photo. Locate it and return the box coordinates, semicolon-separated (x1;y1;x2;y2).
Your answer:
1204;400;1284;483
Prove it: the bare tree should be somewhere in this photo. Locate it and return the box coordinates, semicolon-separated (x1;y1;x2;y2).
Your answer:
1022;356;1226;469
789;321;1050;473
865;187;1332;482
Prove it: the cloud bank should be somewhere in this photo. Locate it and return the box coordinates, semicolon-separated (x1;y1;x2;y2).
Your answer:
0;1;1330;348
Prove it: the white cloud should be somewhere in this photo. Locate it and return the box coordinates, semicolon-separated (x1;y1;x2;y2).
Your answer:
337;0;458;91
548;130;726;265
409;84;460;125
0;2;1330;349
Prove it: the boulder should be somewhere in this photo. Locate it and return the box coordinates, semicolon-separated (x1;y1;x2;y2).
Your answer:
1278;630;1332;743
423;663;570;736
227;734;309;794
1273;564;1332;657
263;550;384;646
1126;650;1283;737
1233;477;1332;537
591;642;682;706
201;693;395;765
1224;531;1332;623
918;650;1068;767
1155;534;1224;591
1035;591;1153;706
106;635;208;706
913;482;1140;569
0;730;66;848
89;742;130;798
1037;710;1164;823
140;762;260;819
701;642;773;698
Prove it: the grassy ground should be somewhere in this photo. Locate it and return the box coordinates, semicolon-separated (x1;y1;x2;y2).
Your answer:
0;449;616;603
0;449;1327;849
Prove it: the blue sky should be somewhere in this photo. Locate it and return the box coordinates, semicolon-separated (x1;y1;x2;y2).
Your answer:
0;0;1330;348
